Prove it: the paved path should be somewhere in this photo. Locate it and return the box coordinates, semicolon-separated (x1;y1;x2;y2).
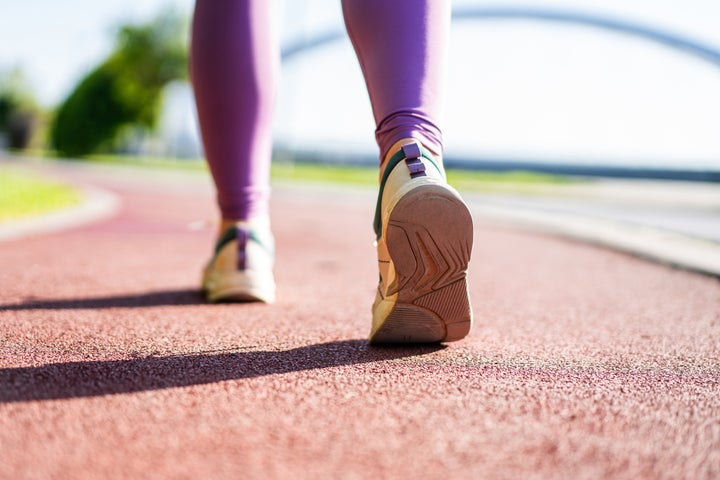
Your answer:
464;179;720;277
1;161;719;479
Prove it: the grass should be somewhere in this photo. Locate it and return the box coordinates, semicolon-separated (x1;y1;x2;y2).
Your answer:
0;167;82;222
271;161;376;185
0;153;573;223
445;169;575;193
20;151;578;204
82;154;571;188
271;161;574;192
86;154;209;172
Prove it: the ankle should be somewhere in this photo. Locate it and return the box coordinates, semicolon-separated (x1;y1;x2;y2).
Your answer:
382;138;422;166
380;138;443;180
381;138;442;176
218;216;270;237
218;219;239;236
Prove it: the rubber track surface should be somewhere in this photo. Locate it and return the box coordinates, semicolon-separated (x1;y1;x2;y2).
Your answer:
1;164;718;479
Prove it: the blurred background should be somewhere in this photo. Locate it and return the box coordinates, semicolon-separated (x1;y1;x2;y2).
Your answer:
1;0;719;178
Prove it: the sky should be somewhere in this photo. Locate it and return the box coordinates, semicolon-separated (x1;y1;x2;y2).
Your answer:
0;0;195;106
2;0;720;167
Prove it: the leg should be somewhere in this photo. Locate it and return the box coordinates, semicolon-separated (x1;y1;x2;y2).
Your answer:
191;0;278;227
341;0;450;163
191;0;277;303
343;0;474;343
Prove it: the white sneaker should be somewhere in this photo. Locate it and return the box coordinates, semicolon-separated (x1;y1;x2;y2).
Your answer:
370;142;473;344
201;218;276;303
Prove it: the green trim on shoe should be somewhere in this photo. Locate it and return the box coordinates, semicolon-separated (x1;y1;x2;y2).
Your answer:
373;143;443;239
214;225;274;256
203;222;276;303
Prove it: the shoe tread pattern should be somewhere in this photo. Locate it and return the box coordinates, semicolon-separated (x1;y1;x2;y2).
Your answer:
372;184;473;344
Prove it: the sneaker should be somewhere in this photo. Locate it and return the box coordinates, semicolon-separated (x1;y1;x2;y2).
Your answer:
370;142;473;344
201;219;276;303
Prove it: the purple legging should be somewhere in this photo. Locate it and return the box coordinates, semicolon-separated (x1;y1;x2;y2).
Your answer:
191;0;450;220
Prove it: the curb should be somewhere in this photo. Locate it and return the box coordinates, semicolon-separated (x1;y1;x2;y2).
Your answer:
471;202;720;278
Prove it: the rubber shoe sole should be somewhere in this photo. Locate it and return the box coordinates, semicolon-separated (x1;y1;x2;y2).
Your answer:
203;269;275;303
370;183;473;344
201;223;276;304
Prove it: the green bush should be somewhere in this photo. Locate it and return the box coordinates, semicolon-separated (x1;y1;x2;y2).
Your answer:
50;12;188;157
0;69;40;150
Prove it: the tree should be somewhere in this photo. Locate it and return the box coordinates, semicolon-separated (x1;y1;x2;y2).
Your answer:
50;11;188;157
0;68;39;150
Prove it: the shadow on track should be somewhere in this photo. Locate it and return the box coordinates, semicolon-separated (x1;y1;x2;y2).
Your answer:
0;340;444;403
1;288;205;310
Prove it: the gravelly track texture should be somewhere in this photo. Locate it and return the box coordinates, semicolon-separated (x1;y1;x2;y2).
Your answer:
1;163;719;479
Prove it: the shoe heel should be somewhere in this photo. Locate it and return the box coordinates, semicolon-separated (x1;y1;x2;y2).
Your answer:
413;278;472;341
371;278;472;344
371;303;446;343
371;184;474;344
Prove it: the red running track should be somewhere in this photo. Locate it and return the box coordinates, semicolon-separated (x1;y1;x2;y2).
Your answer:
1;162;718;479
